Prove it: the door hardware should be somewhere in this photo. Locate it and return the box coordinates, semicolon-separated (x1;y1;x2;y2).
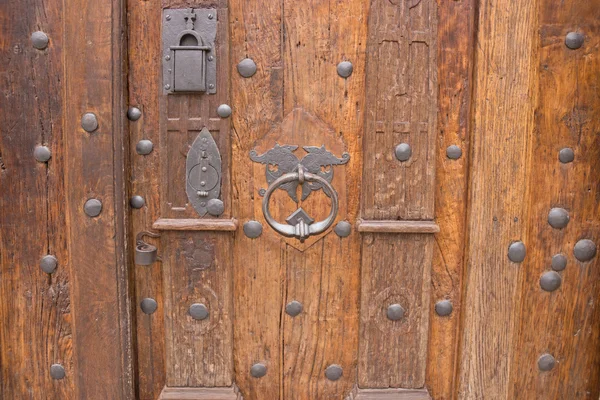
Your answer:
162;8;217;94
135;231;161;265
186;127;222;216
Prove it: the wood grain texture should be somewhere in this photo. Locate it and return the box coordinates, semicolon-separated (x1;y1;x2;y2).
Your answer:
457;0;539;397
357;220;439;233
350;387;430;400
62;0;133;397
0;0;74;398
508;1;600;398
159;386;241;400
153;218;238;231
359;234;433;388
426;0;476;399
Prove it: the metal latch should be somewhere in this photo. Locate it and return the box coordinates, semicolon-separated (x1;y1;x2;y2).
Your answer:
162;8;217;94
135;231;161;266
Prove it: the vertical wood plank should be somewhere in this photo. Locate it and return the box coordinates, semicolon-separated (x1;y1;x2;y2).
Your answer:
0;0;74;398
509;1;600;398
426;0;476;398
63;0;133;397
457;0;539;397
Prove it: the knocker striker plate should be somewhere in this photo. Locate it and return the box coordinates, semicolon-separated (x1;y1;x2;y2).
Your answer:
250;144;349;241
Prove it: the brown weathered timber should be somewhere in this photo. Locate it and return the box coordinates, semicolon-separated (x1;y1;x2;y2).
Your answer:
357;220;440;233
426;0;476;398
153;218;238;231
457;0;539;398
508;1;600;398
159;386;241;400
351;388;431;400
359;0;437;389
0;0;73;398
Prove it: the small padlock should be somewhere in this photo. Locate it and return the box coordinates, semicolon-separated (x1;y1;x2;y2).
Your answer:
135;231;161;266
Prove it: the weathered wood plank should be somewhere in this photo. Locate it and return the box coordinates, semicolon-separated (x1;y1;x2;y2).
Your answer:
153;218;238;231
159;386;240;400
352;387;430;400
63;0;133;397
426;0;476;398
508;2;600;398
457;0;539;397
0;0;73;398
357;220;439;233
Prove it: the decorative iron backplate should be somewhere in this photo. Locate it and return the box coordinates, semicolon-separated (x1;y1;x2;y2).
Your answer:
250;144;350;202
186;127;221;216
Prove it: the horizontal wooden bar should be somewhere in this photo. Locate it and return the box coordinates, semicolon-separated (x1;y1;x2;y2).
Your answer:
354;388;431;400
159;386;239;400
152;218;238;231
356;219;440;233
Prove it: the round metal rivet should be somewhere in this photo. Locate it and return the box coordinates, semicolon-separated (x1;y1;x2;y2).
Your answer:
446;145;462;160
208;55;214;61
508;241;526;263
334;221;352;238
84;198;102;217
50;364;65;380
538;353;556;371
395;143;412;162
34;146;52;163
237;58;257;78
285;300;303;317
573;239;597;262
324;364;343;381
127;107;142;121
565;32;584;50
140;298;158;315
386;304;405;321
206;199;225;216
189;303;209;320
250;363;267;378
435;299;453;317
136;139;154;155
81;113;99;133
217;104;232;118
31;31;49;50
558;148;574;164
208;84;215;89
551;254;567;271
130;195;145;209
540;271;562;292
548;207;570;229
208;13;214;19
243;221;263;238
165;15;171;21
337;61;353;78
40;255;58;274
165;55;171;61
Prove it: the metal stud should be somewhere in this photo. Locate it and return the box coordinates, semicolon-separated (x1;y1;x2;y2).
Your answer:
237;58;257;78
538;353;556;371
34;146;52;163
136;139;154;155
40;255;58;274
573;239;597;262
540;271;562;292
84;199;103;217
130;195;145;209
395;143;412;162
547;207;569;229
446;145;462;160
217;104;232;118
140;298;158;315
334;221;352;238
243;221;263;238
206;199;225;216
31;31;49;50
324;364;343;381
558;148;574;164
50;364;65;380
189;303;209;320
127;107;142;121
435;299;453;317
337;61;353;78
565;32;584;50
285;300;303;317
508;241;526;263
250;363;267;378
386;304;405;321
81;113;99;133
551;254;567;271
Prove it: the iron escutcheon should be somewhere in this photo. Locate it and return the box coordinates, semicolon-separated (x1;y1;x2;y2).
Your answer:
325;364;343;381
34;146;52;163
186;127;222;216
243;221;263;239
189;303;209;320
387;304;405;321
334;221;352;238
538;353;556;371
251;363;267;378
337;61;353;78
31;31;49;50
84;199;103;217
81;113;99;133
446;145;462;160
140;298;158;315
508;241;526;263
50;364;65;380
40;255;58;274
540;271;562;292
285;301;303;317
127;107;142;121
395;143;412;162
573;239;597;262
435;299;453;317
547;208;569;229
136;139;154;155
551;254;567;271
565;32;584;49
558;148;574;164
130;195;146;209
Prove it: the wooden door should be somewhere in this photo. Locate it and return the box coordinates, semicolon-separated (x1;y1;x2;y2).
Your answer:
2;0;600;399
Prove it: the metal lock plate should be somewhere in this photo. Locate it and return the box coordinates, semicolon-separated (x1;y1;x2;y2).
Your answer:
186;127;222;216
162;8;217;94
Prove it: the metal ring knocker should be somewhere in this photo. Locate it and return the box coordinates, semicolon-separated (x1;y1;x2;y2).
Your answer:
262;165;339;241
